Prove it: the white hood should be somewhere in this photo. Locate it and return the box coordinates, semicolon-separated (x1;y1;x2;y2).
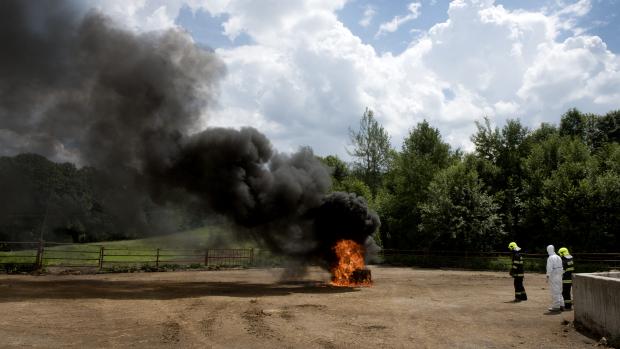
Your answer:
547;245;555;256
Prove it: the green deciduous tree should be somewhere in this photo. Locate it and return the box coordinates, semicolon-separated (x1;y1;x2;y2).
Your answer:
348;108;391;196
419;162;504;251
379;120;455;249
320;155;350;183
471;118;531;240
333;177;372;201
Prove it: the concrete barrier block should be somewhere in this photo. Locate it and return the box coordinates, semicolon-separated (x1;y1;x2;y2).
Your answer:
574;272;620;346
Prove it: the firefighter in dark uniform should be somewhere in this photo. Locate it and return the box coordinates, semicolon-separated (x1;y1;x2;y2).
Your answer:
508;242;527;301
558;247;574;310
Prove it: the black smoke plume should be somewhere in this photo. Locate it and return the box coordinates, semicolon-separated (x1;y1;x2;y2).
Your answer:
0;0;379;265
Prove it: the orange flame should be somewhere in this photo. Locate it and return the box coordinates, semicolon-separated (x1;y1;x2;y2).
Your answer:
330;239;372;287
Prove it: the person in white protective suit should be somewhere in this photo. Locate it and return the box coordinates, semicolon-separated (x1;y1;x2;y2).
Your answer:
546;245;565;312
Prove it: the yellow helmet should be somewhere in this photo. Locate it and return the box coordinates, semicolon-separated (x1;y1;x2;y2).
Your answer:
558;247;569;256
508;242;518;251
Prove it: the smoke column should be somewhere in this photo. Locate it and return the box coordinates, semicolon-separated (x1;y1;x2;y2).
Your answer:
0;0;379;265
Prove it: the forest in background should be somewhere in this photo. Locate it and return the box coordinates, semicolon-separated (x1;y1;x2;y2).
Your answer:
0;154;206;243
1;108;618;252
324;107;619;253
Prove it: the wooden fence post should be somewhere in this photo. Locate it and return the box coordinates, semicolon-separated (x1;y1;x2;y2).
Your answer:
35;240;44;270
156;248;160;268
34;240;40;269
98;246;105;270
204;249;209;266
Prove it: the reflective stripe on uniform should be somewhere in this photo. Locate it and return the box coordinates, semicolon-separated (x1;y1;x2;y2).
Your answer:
563;280;572;284
514;274;524;277
513;261;523;264
512;265;518;269
564;299;572;304
566;267;574;271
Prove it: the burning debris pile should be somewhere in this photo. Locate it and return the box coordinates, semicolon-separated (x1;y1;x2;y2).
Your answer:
0;0;380;278
311;192;378;286
331;240;372;287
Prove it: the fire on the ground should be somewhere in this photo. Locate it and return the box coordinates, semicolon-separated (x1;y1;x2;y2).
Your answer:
330;239;372;287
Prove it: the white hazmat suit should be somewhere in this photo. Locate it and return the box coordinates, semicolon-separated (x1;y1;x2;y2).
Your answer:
546;245;565;311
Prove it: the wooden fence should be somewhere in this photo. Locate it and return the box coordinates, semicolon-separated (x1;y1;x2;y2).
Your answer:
1;241;618;272
380;249;620;272
0;241;254;271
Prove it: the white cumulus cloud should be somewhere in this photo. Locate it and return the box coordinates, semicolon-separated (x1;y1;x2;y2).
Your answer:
90;0;620;158
359;5;376;27
376;2;422;37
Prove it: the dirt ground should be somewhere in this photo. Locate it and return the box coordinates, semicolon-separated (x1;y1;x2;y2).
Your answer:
0;266;605;348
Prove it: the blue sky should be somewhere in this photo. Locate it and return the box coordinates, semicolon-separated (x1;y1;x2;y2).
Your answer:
336;0;450;54
90;0;620;158
175;6;252;49
177;0;620;55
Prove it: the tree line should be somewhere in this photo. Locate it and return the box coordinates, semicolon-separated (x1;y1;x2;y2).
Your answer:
1;108;618;252
0;154;203;243
321;108;620;253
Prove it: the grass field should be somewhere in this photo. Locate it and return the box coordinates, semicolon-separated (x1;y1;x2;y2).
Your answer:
0;226;269;271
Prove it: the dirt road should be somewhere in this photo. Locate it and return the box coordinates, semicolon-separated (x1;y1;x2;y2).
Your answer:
0;267;601;348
